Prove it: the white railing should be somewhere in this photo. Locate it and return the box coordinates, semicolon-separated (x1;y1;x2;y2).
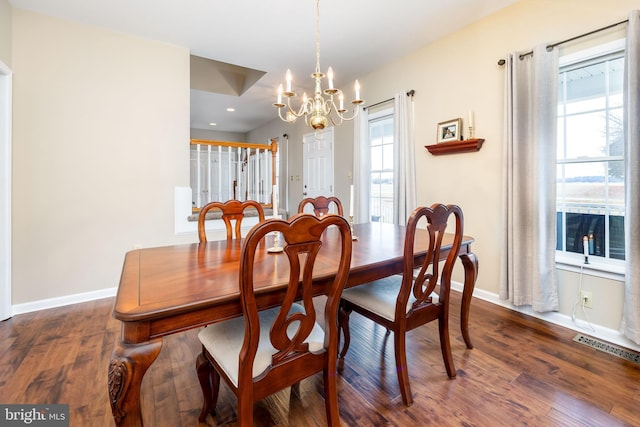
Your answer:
190;139;278;211
370;196;394;223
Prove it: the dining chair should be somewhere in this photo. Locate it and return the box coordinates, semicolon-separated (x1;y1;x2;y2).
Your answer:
298;196;344;217
195;213;353;426
338;203;464;406
198;199;265;242
297;196;345;337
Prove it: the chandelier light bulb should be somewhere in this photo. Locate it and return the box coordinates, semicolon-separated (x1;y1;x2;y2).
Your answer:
285;69;293;93
272;0;363;129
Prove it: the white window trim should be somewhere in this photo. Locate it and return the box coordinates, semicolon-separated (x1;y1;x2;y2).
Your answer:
367;106;394;224
555;252;624;281
555;37;626;280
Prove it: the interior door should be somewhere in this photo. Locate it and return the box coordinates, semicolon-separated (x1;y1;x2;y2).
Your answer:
302;128;334;204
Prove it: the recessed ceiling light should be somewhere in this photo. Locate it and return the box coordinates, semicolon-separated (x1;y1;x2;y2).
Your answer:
209;122;217;126
226;108;235;112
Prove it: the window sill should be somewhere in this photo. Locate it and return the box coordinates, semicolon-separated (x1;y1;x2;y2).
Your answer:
555;254;625;281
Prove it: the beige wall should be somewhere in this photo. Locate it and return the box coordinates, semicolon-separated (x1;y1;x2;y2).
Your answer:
248;117;304;214
190;128;247;142
9;1;638;335
388;0;635;330
250;0;638;332
247;110;355;218
11;10;192;304
0;0;11;66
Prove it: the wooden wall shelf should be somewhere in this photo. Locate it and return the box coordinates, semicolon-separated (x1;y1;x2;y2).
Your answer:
425;138;485;155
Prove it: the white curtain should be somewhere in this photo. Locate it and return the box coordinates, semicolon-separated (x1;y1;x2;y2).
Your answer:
394;92;417;225
353;107;369;224
499;45;560;312
622;10;640;344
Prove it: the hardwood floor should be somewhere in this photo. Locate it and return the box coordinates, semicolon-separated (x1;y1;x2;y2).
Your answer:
1;291;639;426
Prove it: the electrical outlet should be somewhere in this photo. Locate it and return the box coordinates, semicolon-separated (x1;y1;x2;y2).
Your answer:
581;290;593;309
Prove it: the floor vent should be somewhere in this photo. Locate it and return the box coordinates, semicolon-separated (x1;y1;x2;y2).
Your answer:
573;333;640;364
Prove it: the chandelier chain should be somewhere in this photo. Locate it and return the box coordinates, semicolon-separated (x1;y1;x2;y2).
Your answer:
315;0;321;74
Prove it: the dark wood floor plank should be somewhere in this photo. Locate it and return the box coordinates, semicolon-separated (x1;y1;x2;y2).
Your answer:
2;291;640;426
512;371;632;427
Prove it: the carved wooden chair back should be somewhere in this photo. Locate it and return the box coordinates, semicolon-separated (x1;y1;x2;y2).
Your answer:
297;196;344;217
339;203;464;406
198;199;265;242
196;213;352;426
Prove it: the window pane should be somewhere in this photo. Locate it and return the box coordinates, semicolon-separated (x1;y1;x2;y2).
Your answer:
383;121;393;138
609;57;624;102
369;113;395;224
557;117;565;159
371;145;382;171
608;107;624;156
564;62;606;113
370;124;383;145
382;143;394;170
565;213;605;256
370;172;393;223
378;172;393;223
566;97;605;115
557;162;606;209
608;160;624;210
610;92;623;108
610;215;625;260
565;113;606;158
556;211;563;251
370;172;381;221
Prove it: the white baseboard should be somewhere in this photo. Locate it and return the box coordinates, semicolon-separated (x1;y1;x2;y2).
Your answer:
10;280;640;353
451;281;640;352
10;287;117;317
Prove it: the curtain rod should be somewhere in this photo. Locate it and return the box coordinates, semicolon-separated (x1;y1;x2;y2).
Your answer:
497;18;628;66
364;89;415;110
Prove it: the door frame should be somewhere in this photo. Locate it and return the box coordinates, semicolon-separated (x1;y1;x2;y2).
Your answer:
0;60;12;320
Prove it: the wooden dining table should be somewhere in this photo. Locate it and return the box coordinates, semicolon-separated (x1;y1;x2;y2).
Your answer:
108;222;478;426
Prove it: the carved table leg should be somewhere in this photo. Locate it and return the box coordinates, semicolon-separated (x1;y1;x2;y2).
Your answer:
459;252;478;349
108;338;162;427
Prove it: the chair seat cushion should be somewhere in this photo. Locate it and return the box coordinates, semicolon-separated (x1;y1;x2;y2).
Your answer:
198;303;326;386
312;295;328;331
341;275;439;321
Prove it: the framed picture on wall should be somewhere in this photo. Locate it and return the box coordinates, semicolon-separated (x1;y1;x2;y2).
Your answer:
437;118;462;143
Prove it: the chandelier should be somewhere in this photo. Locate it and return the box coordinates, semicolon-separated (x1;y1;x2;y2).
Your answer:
273;0;363;130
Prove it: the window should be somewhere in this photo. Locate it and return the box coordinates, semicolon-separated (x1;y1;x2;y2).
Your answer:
556;40;625;264
368;108;394;223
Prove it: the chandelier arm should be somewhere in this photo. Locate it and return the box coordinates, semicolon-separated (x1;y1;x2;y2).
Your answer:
277;108;297;123
328;113;341;127
285;96;309;118
323;98;334;115
272;0;363;130
334;107;361;122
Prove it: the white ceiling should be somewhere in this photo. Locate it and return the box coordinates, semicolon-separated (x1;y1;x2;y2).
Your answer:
9;0;520;133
